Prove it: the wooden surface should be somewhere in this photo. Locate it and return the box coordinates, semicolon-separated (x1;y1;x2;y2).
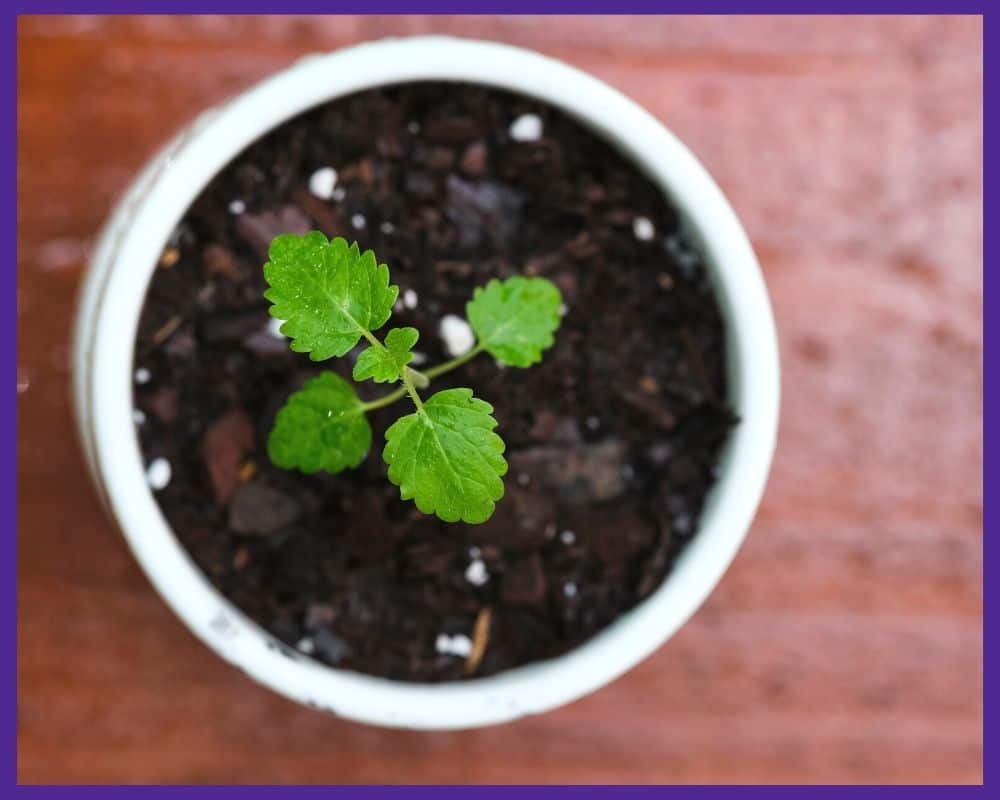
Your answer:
17;15;983;785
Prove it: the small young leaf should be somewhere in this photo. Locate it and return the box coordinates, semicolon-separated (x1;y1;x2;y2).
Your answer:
466;276;563;367
263;232;398;361
267;372;371;474
383;388;507;524
352;327;419;384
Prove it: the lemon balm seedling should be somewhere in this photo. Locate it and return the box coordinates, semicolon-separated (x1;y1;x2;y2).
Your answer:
264;232;563;524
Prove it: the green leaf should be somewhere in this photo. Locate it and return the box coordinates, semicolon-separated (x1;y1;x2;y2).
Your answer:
267;372;371;474
263;232;398;362
466;276;563;367
383;388;507;524
352;327;419;384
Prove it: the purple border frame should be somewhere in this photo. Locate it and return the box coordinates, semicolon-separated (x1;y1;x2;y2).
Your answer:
11;3;987;793
6;3;994;13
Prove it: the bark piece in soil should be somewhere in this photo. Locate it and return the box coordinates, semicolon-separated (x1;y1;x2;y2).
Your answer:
228;479;303;535
500;553;547;607
201;408;255;507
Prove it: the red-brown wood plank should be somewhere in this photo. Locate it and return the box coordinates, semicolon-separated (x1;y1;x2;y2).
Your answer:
17;15;982;784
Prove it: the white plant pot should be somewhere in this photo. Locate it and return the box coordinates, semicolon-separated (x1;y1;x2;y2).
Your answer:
72;36;780;730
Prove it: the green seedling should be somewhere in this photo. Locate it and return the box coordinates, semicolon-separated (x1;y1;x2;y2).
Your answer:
264;232;563;524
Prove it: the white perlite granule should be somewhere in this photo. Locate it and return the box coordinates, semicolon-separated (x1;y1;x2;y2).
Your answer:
134;367;151;385
509;113;543;142
633;216;655;241
308;167;338;200
465;559;489;586
267;317;287;338
228;199;246;215
296;637;316;655
439;314;475;357
146;458;172;491
435;633;473;657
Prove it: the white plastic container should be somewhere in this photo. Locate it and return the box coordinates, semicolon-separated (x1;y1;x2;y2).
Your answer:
72;36;780;730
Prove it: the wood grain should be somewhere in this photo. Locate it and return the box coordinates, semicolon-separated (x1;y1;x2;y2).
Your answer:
16;15;983;784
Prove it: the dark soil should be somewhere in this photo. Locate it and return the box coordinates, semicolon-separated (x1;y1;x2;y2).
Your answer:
134;82;736;682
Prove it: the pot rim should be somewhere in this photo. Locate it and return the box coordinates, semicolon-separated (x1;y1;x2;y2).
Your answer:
74;35;780;730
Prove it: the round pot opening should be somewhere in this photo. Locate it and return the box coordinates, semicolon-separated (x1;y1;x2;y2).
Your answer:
75;37;779;730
